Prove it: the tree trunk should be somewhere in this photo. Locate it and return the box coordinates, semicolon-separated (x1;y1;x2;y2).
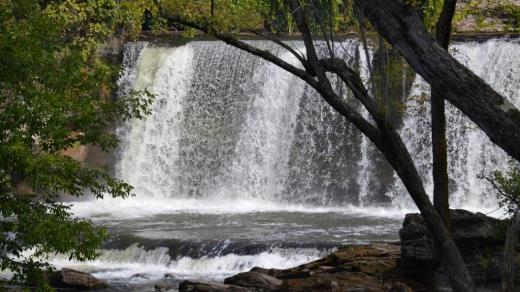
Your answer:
432;0;457;233
503;210;520;292
355;0;520;163
375;120;475;292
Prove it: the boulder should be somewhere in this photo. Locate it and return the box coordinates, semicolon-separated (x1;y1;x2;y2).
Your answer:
400;209;515;289
50;268;108;289
224;271;282;289
178;280;250;292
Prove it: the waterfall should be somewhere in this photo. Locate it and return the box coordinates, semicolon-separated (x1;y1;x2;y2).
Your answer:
390;38;520;210
103;37;520;212
54;37;520;286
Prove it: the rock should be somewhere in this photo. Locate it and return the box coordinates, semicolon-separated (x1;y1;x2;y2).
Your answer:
400;209;516;289
387;281;413;292
279;272;385;292
50;268;108;289
178;280;250;292
131;273;152;279
224;271;282;289
164;272;178;279
155;282;174;291
182;244;426;292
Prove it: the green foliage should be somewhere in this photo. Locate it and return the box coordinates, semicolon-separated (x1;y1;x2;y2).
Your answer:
162;0;269;32
0;0;154;288
487;164;520;216
161;0;357;34
417;0;444;31
502;3;520;31
454;0;520;32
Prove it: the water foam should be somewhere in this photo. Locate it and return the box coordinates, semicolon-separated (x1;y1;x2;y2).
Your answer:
49;244;331;282
70;197;413;220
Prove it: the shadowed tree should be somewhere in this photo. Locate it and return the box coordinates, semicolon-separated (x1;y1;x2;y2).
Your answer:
431;0;457;233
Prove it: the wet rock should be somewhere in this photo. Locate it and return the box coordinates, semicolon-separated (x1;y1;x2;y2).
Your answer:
224;271;282;289
178;280;250;292
131;273;152;279
164;272;178;279
50;268;108;289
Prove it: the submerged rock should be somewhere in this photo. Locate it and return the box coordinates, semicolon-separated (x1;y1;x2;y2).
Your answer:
224;271;282;289
50;268;108;289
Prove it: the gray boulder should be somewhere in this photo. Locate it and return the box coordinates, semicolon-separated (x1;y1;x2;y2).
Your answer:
51;268;108;289
400;209;514;289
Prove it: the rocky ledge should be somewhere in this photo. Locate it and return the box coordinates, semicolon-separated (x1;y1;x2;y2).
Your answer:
179;244;426;292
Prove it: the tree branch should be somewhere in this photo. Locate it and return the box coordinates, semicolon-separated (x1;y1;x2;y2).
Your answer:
319;57;378;117
166;17;318;87
355;0;520;163
247;29;315;75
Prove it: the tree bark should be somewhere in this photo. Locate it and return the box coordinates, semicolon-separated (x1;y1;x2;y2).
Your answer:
355;0;520;163
503;210;520;292
432;0;457;233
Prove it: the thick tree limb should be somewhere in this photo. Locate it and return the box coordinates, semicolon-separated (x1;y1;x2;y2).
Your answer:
436;0;457;49
432;0;457;233
355;0;520;163
503;210;520;292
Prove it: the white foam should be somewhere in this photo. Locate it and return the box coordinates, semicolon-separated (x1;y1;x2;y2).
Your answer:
48;244;331;282
69;197;414;220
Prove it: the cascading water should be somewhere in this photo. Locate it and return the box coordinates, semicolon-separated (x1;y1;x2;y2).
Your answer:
59;37;520;287
389;38;520;210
